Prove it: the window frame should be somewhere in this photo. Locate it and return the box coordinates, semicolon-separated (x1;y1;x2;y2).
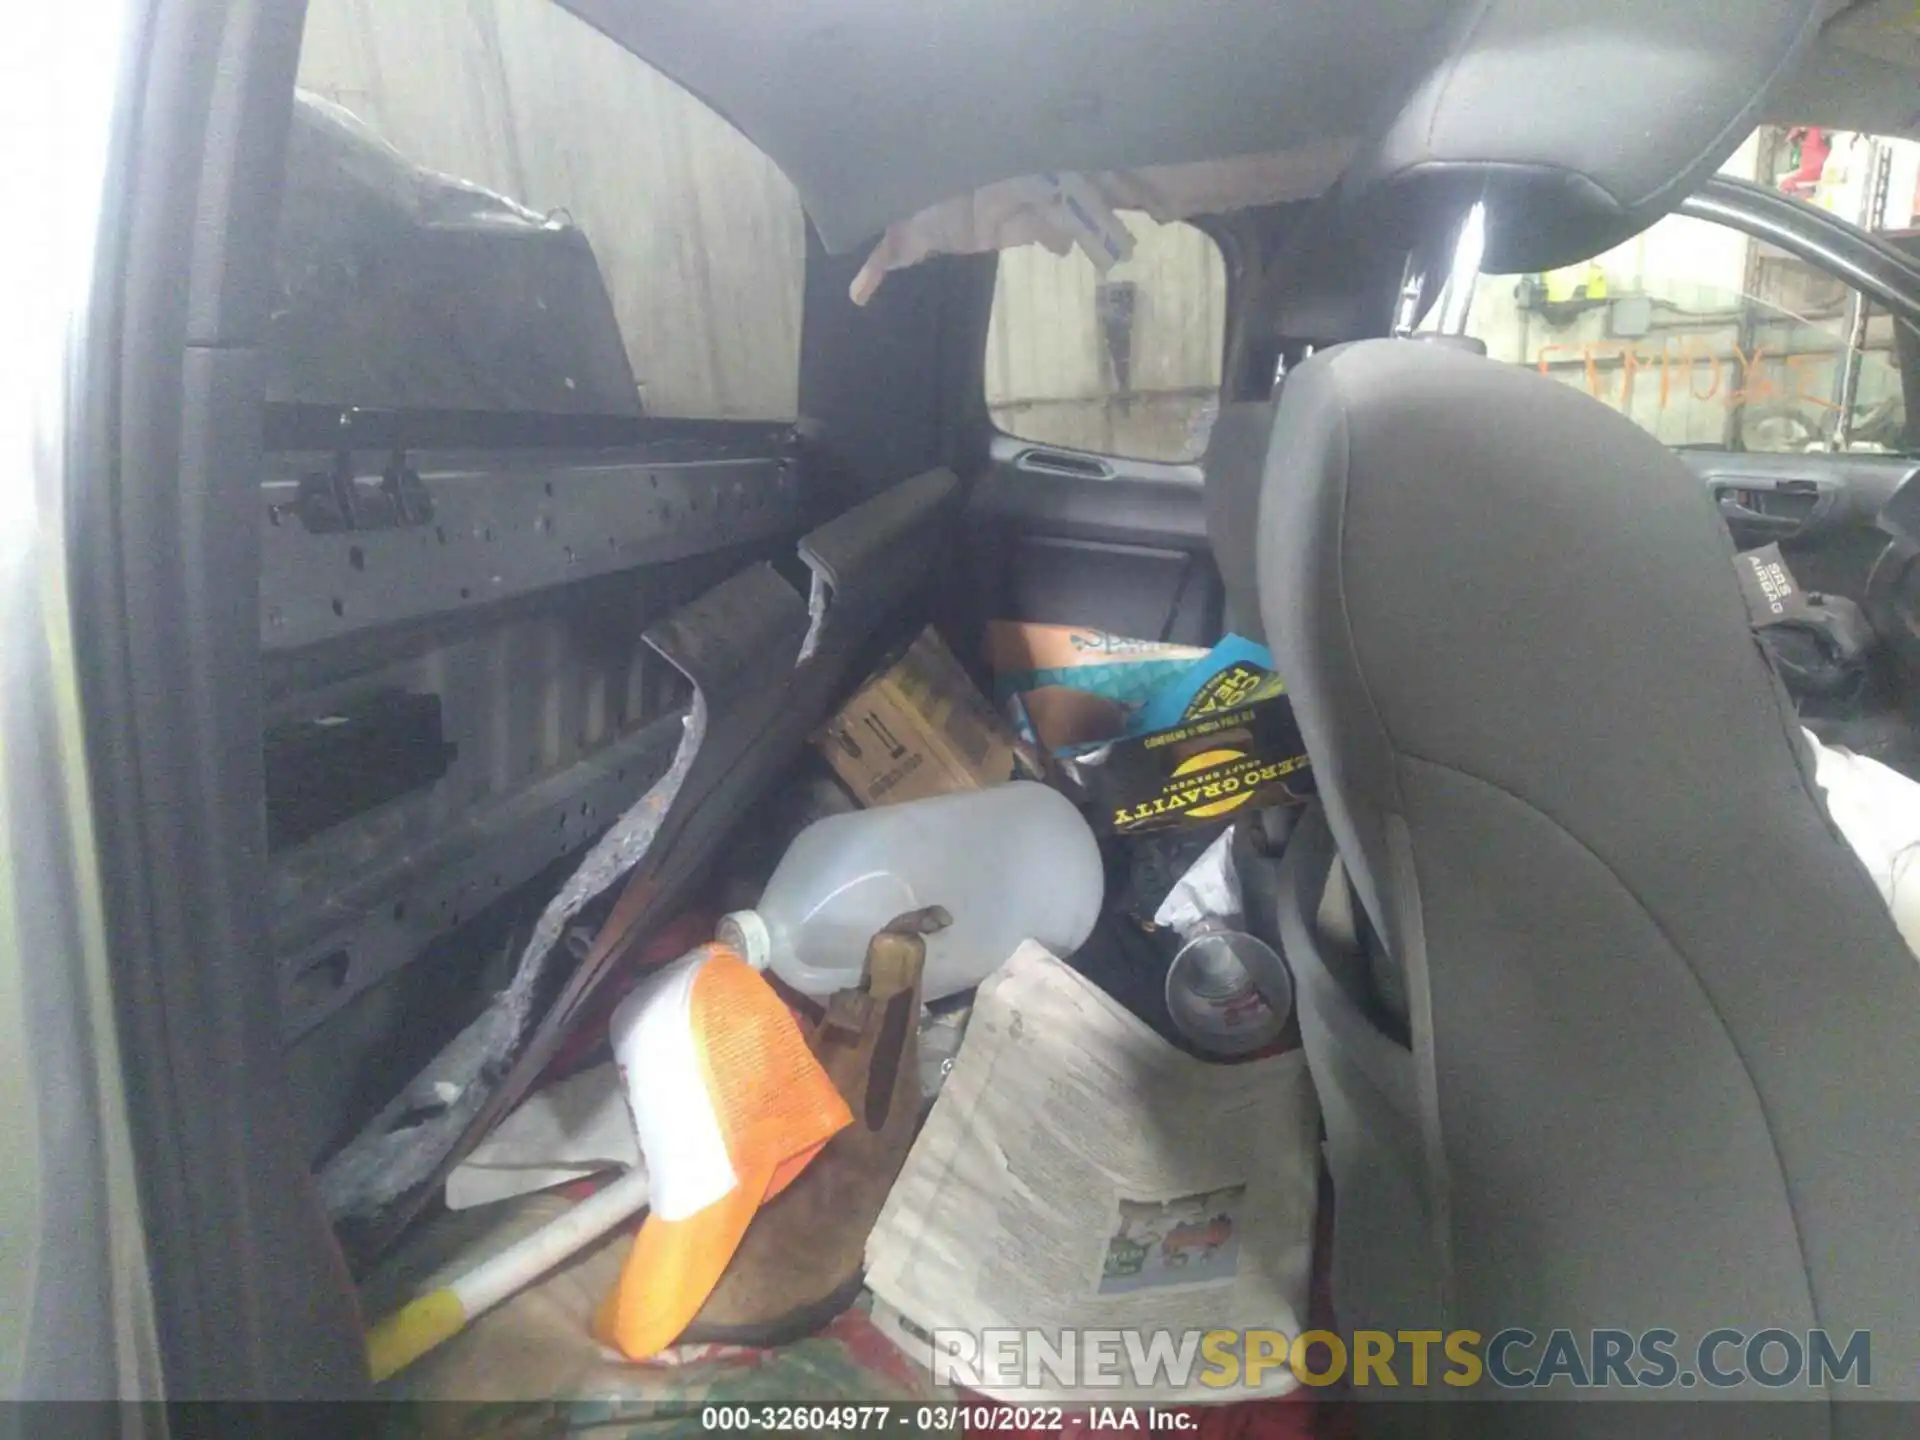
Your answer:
1675;175;1920;456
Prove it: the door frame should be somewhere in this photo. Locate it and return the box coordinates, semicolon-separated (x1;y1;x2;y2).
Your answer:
1681;174;1920;330
1678;174;1920;456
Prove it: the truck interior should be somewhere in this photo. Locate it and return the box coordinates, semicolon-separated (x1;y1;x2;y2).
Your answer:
68;0;1920;1414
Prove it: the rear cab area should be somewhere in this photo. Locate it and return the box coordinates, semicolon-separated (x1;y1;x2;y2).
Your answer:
145;1;1343;1407
21;0;1920;1421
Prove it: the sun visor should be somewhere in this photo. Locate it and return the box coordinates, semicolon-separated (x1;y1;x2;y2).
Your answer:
847;144;1352;304
1340;0;1831;273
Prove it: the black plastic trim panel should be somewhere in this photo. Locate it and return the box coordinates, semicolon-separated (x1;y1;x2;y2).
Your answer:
274;709;686;1040
262;447;806;650
76;0;371;1399
261;401;797;454
970;435;1209;549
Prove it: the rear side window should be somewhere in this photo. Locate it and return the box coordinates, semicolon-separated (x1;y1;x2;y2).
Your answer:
986;215;1226;463
289;0;805;420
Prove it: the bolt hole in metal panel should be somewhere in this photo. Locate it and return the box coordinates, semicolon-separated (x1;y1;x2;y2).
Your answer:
263;440;804;1043
270;614;697;1041
260;445;805;651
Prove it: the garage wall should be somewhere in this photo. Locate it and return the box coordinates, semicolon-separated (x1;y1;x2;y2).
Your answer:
984;216;1227;460
296;0;807;420
1457;130;1919;451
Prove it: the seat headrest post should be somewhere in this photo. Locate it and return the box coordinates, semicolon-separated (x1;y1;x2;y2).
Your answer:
1433;202;1487;336
1389;253;1428;339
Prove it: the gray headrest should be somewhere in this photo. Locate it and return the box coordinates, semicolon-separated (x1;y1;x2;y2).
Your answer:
1343;0;1828;273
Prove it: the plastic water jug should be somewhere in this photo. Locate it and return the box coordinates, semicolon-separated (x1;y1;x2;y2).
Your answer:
719;782;1104;1000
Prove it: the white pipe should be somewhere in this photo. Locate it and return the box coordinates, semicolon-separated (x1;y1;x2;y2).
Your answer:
366;1164;650;1381
452;1164;651;1315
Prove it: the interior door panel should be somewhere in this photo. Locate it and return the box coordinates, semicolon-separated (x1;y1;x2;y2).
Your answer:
1678;448;1920;773
965;434;1223;647
1680;450;1920;599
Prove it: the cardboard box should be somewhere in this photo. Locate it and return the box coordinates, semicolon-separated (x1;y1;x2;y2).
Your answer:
984;621;1207;703
985;621;1206;752
816;628;1020;807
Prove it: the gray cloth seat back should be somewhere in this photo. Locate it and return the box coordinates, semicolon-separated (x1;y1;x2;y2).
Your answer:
1338;0;1828;274
1201;400;1277;643
1256;339;1920;1421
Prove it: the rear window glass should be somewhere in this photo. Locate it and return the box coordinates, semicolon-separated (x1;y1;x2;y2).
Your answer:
287;0;805;420
986;215;1226;463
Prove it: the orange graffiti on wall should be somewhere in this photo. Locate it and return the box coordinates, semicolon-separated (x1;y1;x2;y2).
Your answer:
1535;340;1842;414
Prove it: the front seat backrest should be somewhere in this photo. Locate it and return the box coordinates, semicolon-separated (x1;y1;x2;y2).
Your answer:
1201;401;1276;644
1257;340;1920;1413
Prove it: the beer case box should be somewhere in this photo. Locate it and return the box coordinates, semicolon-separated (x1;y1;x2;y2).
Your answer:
1068;700;1313;834
815;628;1021;808
1060;636;1315;835
986;621;1207;753
984;621;1207;706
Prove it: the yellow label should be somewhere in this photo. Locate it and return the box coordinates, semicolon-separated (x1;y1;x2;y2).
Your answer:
366;1288;469;1383
1111;751;1310;831
1185;663;1284;718
1172;748;1257;818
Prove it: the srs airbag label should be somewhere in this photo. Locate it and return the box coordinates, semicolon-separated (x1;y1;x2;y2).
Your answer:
1734;542;1811;627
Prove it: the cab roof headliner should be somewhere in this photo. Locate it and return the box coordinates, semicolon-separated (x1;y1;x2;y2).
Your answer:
560;0;1920;253
560;0;1458;252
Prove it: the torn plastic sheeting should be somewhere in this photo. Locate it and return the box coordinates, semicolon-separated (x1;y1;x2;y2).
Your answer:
1152;828;1243;937
270;90;640;416
444;1061;639;1211
320;475;964;1233
423;566;817;1241
283;90;554;231
799;571;831;666
317;696;704;1221
322;560;813;1228
850;142;1355;304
